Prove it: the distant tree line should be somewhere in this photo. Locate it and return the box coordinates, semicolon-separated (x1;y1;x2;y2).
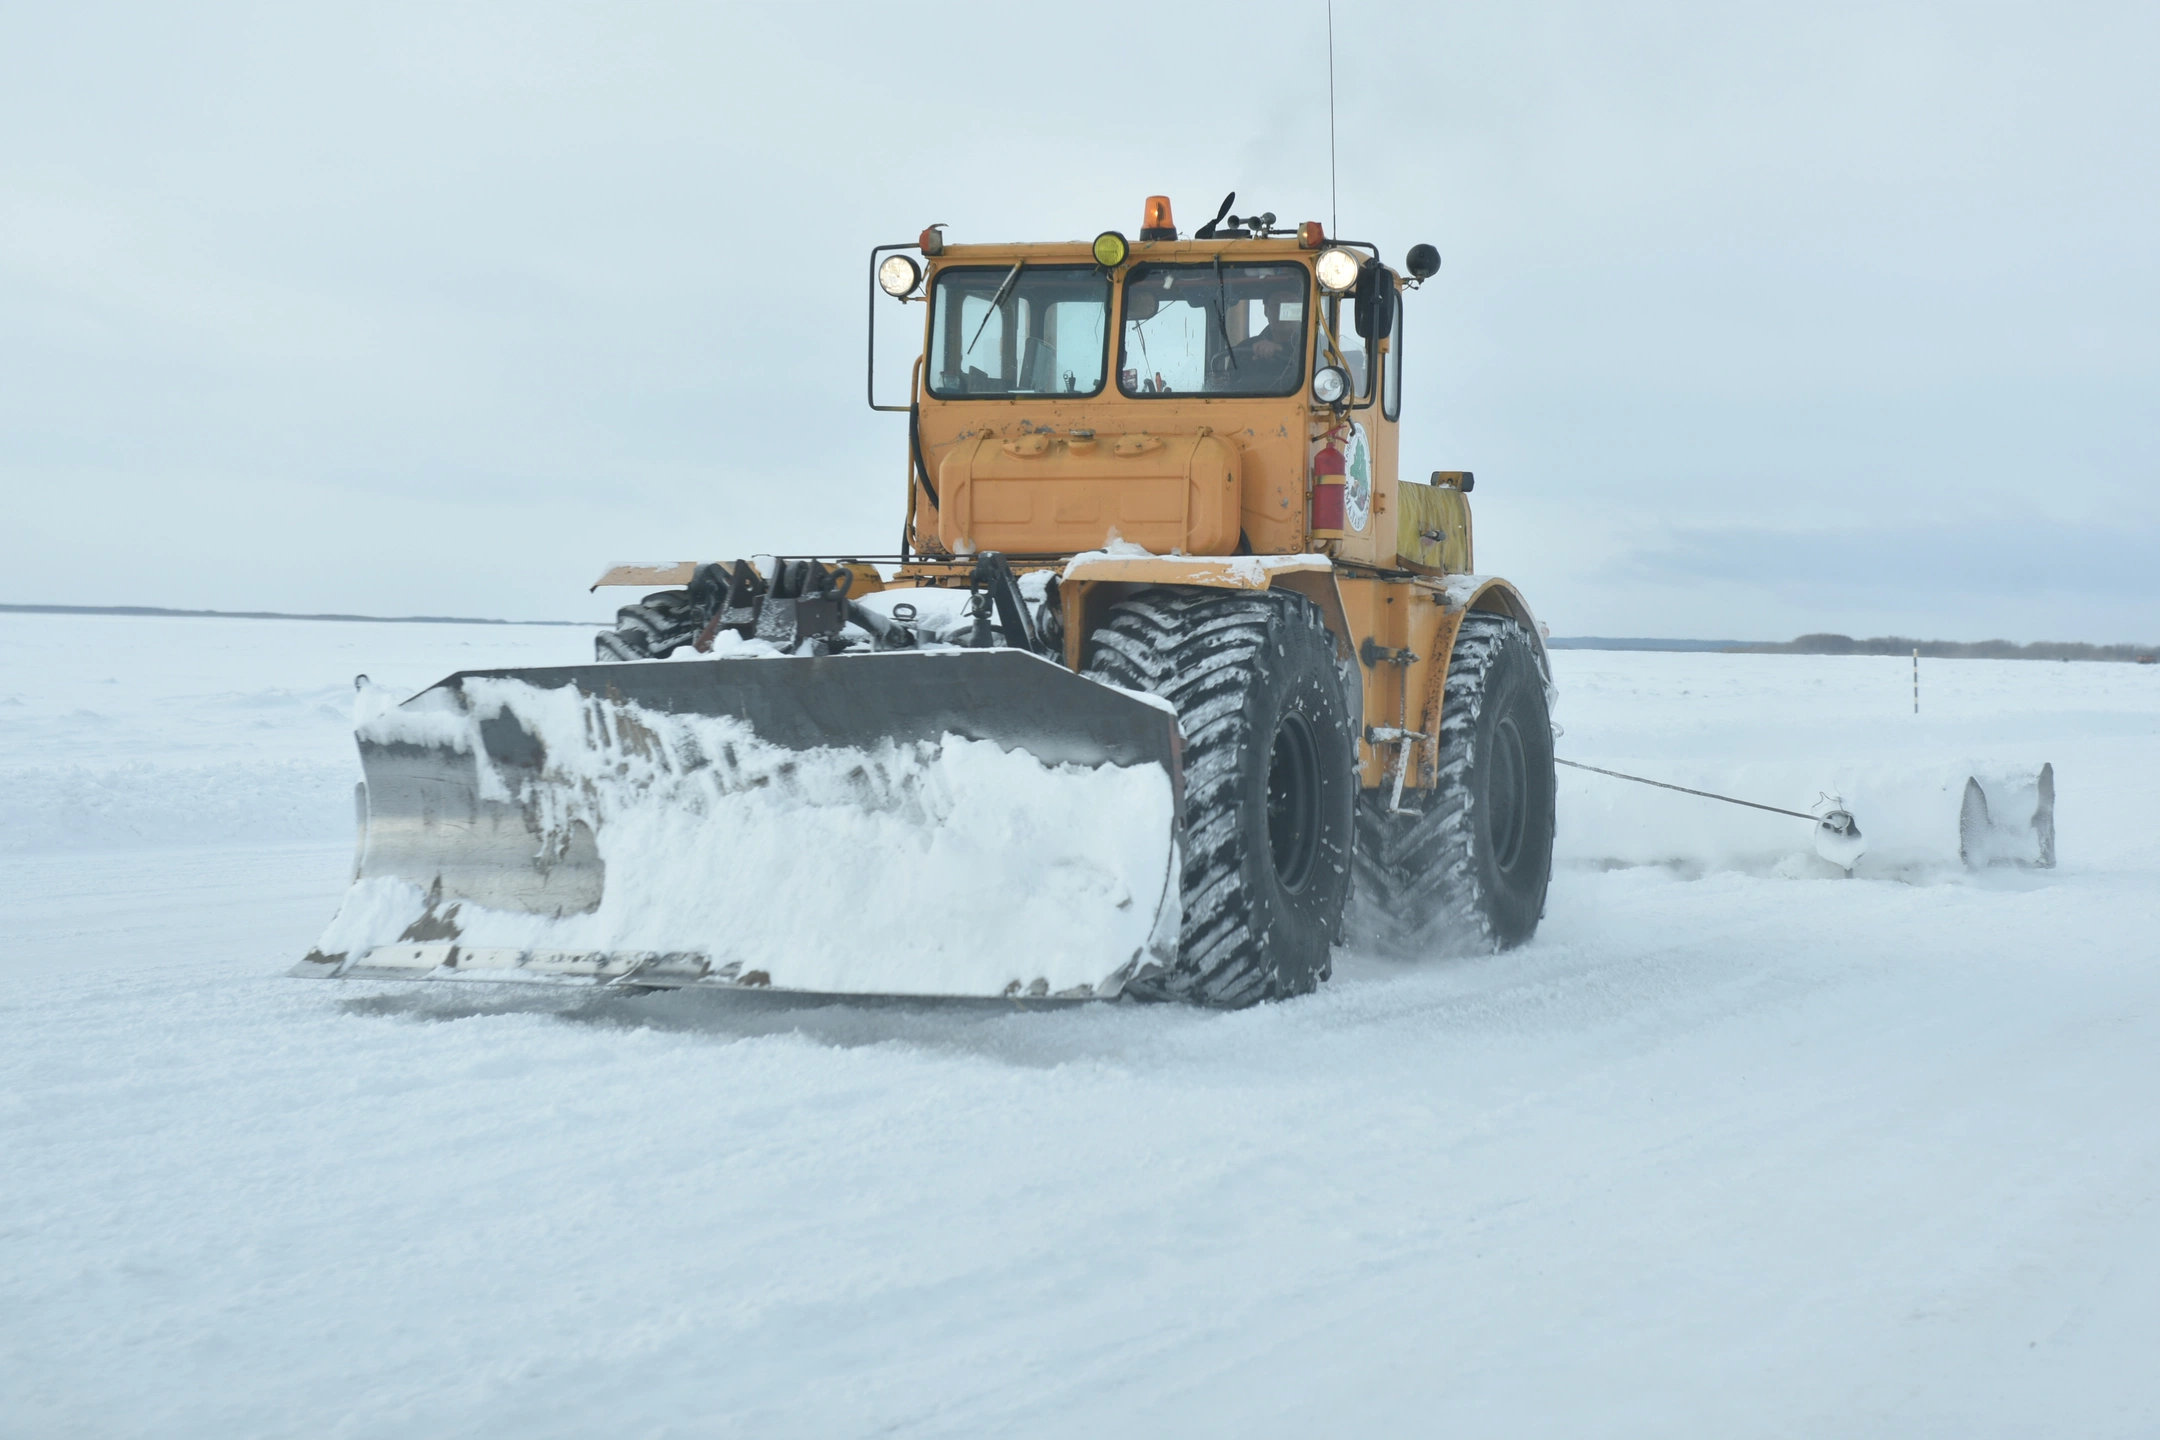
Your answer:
1749;634;2158;663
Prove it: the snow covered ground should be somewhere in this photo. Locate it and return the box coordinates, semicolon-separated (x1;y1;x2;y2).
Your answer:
4;611;2158;1437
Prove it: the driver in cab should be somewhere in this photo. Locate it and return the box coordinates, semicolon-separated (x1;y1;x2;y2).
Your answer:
1221;293;1306;393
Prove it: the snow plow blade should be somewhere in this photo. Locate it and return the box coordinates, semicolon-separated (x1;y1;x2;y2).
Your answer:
1825;763;2057;873
295;651;1183;1000
1959;763;2055;869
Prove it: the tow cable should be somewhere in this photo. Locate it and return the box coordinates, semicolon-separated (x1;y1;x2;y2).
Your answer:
1554;758;1865;869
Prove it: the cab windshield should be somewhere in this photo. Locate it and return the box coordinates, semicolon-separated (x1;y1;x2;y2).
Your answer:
928;265;1110;398
1118;262;1309;398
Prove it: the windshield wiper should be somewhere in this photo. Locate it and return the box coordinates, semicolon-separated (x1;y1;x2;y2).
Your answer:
1212;256;1237;370
965;260;1025;360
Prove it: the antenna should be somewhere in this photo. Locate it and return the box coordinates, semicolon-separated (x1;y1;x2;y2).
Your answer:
1327;0;1338;236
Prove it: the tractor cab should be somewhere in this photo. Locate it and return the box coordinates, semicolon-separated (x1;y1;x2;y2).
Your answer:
871;195;1453;574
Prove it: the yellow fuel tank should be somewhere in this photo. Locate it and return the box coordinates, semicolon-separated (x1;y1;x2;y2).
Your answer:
938;429;1241;556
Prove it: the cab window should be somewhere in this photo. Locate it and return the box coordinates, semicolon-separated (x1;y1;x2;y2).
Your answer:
1381;293;1402;420
1118;263;1309;397
1315;296;1369;398
928;265;1110;398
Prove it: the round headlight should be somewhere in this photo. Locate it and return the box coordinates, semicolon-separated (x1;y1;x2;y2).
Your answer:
1092;230;1130;268
1315;247;1362;293
1312;365;1350;405
877;254;922;298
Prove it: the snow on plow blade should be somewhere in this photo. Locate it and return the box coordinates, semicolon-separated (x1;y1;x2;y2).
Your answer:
295;651;1183;1000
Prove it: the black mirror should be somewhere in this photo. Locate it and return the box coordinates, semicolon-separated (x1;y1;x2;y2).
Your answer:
1354;265;1396;339
1405;244;1441;280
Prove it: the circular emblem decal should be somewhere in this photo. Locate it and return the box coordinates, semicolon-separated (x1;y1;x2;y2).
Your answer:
1342;424;1372;532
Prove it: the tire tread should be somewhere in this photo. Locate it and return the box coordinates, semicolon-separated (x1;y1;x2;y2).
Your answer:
1353;611;1554;953
1082;587;1350;1005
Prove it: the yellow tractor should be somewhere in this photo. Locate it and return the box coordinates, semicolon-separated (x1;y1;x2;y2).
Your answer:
298;194;1556;1006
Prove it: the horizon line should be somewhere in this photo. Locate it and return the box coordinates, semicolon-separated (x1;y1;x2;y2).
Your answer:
0;602;587;627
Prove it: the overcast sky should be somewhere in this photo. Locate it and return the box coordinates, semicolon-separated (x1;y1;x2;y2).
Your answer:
5;1;2155;641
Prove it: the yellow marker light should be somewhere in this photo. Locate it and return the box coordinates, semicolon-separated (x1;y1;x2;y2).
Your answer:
1092;230;1130;268
1315;247;1362;293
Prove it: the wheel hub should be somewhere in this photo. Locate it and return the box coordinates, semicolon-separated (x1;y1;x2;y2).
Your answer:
1490;714;1529;873
1267;710;1322;892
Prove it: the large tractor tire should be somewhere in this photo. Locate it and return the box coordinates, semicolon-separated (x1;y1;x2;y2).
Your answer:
1083;588;1355;1006
1354;611;1555;954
